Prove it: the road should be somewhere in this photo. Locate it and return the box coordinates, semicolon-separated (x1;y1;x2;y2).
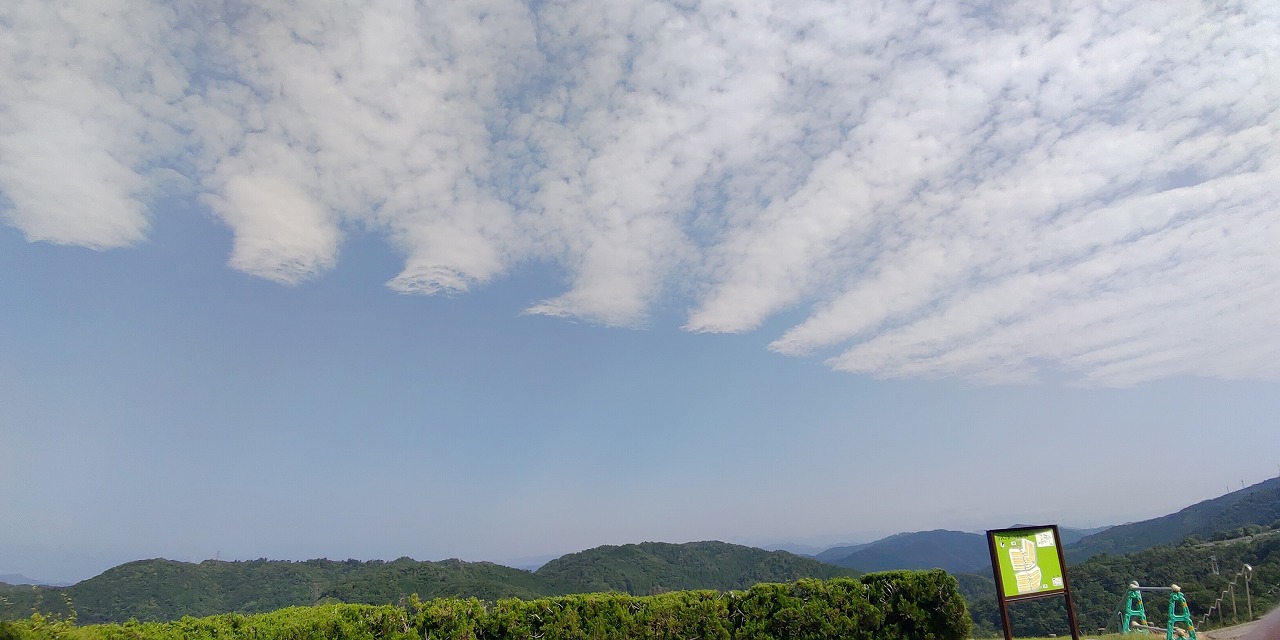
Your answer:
1201;620;1261;640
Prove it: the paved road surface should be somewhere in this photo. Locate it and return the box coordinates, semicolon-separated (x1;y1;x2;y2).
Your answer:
1202;620;1258;640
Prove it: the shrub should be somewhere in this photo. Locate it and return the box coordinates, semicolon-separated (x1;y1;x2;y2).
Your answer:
4;573;969;640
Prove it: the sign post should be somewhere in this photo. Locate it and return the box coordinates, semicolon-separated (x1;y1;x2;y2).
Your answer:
987;524;1080;640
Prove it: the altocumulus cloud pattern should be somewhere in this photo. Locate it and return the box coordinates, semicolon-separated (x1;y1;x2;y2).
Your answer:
2;0;1277;386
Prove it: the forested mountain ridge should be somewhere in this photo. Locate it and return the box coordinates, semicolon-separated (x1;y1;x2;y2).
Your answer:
813;527;1106;574
809;474;1277;575
1068;477;1280;561
1059;526;1110;546
0;557;546;625
537;541;855;595
6;480;1277;629
0;542;853;624
827;529;990;574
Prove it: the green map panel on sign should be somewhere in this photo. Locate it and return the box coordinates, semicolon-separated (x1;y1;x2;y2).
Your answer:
992;527;1065;598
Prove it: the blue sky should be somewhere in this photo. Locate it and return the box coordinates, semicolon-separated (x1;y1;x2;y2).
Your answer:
2;0;1279;584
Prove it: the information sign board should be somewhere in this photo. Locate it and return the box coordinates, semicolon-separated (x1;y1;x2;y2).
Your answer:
986;524;1080;640
990;526;1066;599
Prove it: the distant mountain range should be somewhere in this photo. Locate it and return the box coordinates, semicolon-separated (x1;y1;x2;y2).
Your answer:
755;542;836;556
1057;526;1110;546
0;573;67;587
830;478;1280;637
809;477;1279;574
0;541;853;624
5;478;1277;629
811;526;1108;575
1067;476;1280;561
823;529;990;574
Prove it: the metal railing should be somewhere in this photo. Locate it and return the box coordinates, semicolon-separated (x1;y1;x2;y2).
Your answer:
1199;564;1256;627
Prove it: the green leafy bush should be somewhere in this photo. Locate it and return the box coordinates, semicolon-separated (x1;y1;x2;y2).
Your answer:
2;573;968;640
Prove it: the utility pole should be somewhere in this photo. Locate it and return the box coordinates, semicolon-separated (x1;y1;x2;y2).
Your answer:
1245;565;1254;621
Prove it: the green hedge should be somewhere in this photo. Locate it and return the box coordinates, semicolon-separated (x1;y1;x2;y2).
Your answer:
0;571;969;640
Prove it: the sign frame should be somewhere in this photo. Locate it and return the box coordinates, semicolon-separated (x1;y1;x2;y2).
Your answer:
986;524;1080;640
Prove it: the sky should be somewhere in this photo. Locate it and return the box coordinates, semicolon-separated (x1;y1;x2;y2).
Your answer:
1;0;1278;584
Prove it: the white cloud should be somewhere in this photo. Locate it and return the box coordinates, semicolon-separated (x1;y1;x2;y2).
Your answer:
0;0;189;248
2;0;1277;385
0;104;149;249
204;173;339;284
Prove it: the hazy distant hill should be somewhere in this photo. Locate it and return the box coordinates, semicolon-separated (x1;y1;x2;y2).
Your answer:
755;542;832;556
0;542;854;624
1059;526;1110;546
828;530;991;574
813;540;878;563
537;541;856;595
815;526;1109;574
0;573;66;587
1068;477;1280;561
9;476;1276;629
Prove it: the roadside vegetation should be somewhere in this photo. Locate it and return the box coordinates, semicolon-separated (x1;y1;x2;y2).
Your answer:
963;531;1280;637
0;572;969;640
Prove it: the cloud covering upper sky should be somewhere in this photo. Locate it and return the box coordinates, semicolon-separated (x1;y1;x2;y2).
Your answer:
3;0;1278;386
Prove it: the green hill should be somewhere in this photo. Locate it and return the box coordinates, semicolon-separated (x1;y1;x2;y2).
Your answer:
813;540;879;563
1068;477;1280;561
0;557;547;625
1059;526;1110;546
536;540;856;595
815;527;1107;574
828;530;990;574
0;542;854;624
